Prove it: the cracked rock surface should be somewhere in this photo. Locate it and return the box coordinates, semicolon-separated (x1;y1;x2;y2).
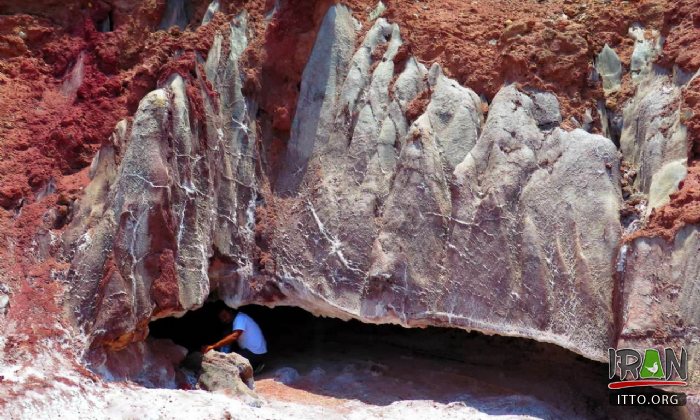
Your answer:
239;8;621;361
62;6;700;386
619;225;700;385
70;6;625;364
3;0;700;417
66;15;257;351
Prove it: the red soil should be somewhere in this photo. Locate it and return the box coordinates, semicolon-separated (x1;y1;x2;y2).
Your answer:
383;0;638;125
405;87;430;124
246;0;334;131
656;0;700;73
629;165;700;242
374;0;700;242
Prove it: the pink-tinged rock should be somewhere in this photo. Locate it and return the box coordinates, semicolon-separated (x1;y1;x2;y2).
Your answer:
65;16;255;352
618;225;700;391
88;338;187;389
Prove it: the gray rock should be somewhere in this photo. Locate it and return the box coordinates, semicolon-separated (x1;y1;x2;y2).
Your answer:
273;367;301;384
159;0;188;30
66;16;255;348
628;25;661;80
0;293;8;314
276;5;358;194
66;5;698;384
201;0;220;25
619;75;687;194
369;1;386;21
646;159;687;215
445;87;621;360
425;64;483;170
595;44;622;92
267;16;432;316
528;91;562;128
198;351;259;403
263;11;622;360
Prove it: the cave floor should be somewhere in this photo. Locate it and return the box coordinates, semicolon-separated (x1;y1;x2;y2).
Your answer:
254;341;546;417
152;304;679;418
5;305;684;419
251;328;672;419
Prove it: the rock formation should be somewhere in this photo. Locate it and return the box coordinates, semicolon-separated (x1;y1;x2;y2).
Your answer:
44;0;700;387
619;225;700;385
198;351;259;403
267;9;623;359
62;5;628;365
66;13;256;354
2;0;700;417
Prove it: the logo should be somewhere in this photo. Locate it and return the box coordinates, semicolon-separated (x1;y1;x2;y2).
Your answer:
608;347;688;389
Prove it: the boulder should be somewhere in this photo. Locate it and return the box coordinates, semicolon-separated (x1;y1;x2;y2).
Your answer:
197;351;259;404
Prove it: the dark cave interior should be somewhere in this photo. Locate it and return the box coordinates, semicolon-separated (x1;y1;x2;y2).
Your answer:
148;300;557;363
149;302;347;355
147;301;684;419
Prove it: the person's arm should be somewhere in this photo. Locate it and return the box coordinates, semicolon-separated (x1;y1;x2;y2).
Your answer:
202;330;242;353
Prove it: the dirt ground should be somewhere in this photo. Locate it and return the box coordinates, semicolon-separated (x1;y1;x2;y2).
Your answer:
249;316;683;419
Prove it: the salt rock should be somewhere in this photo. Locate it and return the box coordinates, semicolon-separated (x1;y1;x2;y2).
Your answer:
197;351;260;405
595;44;621;92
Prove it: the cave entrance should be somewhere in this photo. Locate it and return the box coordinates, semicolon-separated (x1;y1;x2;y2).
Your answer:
149;301;517;368
148;302;682;418
149;300;233;352
150;301;423;360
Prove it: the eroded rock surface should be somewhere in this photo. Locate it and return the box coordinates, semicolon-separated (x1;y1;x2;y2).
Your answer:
619;225;700;385
26;0;700;397
243;9;621;361
620;74;687;201
90;338;188;389
5;0;700;418
66;16;256;351
596;44;622;93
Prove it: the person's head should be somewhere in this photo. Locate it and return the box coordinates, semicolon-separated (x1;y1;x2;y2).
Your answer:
218;307;236;324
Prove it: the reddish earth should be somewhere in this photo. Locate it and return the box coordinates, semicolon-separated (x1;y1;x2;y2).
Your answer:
1;0;700;358
384;0;655;127
631;165;700;242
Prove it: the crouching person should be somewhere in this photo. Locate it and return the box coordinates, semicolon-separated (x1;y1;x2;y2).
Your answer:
202;308;267;373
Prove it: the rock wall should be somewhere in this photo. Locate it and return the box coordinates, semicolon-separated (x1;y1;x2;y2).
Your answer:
619;225;700;385
65;2;688;372
66;14;256;350
264;10;623;360
619;73;688;213
3;0;700;399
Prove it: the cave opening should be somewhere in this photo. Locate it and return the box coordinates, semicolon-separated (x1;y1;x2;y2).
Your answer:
152;301;550;368
149;300;231;352
147;302;682;418
96;11;113;33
